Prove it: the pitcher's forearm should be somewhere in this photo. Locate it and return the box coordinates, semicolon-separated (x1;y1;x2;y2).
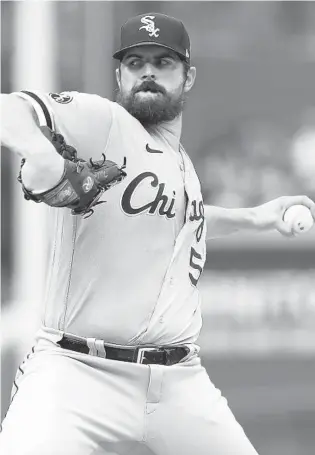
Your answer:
204;205;256;239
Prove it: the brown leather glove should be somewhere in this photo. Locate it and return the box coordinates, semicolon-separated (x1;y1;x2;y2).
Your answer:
18;126;127;218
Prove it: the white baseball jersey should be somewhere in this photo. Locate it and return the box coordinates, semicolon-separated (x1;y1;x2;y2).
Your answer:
16;91;207;346
2;91;257;455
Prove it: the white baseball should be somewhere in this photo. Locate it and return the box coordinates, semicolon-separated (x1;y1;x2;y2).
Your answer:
283;205;314;234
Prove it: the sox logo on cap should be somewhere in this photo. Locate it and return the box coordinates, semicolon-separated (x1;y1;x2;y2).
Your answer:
139;15;160;37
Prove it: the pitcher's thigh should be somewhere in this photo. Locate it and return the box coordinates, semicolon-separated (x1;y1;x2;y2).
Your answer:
0;353;102;455
0;380;95;455
146;396;259;455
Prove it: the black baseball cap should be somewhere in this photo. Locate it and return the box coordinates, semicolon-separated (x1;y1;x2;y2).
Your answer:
113;12;191;64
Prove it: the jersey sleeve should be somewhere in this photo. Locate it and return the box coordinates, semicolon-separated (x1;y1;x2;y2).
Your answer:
13;90;114;161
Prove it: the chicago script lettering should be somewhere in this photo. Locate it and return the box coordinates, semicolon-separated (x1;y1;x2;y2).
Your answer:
189;200;205;242
188;199;205;286
121;172;176;219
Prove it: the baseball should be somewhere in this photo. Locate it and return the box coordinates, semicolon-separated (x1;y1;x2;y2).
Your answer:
283;205;314;234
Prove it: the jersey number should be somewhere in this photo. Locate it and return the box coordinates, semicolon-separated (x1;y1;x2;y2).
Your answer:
189;247;204;286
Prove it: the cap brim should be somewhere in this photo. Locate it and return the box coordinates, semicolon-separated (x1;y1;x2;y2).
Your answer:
113;42;188;62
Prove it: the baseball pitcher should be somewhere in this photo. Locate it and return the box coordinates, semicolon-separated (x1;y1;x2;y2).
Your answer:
1;12;315;455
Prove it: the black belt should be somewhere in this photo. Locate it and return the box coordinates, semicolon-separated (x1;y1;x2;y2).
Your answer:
57;334;190;366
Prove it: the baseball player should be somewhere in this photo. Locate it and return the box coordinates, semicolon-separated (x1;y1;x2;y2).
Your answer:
1;12;315;455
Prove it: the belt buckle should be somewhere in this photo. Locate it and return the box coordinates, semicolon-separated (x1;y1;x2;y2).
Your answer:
136;347;158;364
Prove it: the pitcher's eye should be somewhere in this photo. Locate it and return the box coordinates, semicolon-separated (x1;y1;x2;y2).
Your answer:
157;58;171;66
129;59;142;68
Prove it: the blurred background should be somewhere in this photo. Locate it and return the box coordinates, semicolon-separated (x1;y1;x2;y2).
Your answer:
1;1;315;454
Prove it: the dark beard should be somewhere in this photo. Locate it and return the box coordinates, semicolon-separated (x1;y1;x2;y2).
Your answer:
116;80;186;127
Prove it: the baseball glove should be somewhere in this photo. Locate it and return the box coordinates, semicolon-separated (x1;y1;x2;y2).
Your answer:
18;126;127;218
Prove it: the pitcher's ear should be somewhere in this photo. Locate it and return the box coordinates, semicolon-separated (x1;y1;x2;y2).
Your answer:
115;67;121;88
184;66;196;93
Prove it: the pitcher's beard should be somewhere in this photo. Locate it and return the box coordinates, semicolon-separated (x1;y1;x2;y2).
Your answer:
116;89;186;127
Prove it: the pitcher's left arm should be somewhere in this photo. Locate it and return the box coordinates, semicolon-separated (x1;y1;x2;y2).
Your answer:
204;195;315;240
